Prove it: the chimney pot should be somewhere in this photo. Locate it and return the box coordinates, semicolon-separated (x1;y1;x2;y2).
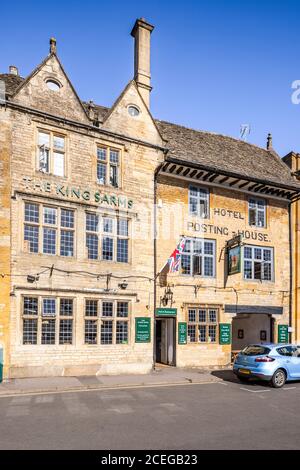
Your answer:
50;37;57;54
131;18;154;108
9;65;19;76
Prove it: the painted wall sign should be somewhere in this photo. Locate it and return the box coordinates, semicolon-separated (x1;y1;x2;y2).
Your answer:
278;324;289;344
213;208;245;220
187;221;270;242
22;177;134;209
135;318;151;343
219;323;231;345
156;308;177;317
178;322;187;344
228;245;241;275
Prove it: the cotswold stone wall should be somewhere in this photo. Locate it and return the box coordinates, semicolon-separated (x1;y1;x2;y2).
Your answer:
7;107;162;377
156;175;290;367
0;111;12;377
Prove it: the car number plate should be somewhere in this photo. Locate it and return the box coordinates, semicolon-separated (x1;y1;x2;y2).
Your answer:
239;368;251;375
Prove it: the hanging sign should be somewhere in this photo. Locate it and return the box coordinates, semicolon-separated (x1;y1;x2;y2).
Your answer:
228;245;241;275
227;235;242;275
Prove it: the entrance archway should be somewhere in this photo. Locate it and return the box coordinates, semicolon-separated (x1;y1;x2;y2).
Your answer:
232;313;274;352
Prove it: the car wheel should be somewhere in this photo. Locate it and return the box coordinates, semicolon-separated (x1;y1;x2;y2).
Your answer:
237;375;250;383
271;369;286;388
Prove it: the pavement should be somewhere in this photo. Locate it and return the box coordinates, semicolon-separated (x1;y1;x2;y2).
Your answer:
0;365;227;397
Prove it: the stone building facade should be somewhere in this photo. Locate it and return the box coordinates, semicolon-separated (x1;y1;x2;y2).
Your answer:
283;152;300;344
0;18;300;378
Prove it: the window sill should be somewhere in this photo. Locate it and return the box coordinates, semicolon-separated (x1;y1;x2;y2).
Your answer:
96;181;121;191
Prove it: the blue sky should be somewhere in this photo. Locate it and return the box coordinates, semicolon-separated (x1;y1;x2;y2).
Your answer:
1;0;300;156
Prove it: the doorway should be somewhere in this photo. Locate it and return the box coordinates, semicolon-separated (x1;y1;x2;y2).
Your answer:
155;318;176;366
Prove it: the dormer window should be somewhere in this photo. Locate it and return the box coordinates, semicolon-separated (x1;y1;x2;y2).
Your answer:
46;79;61;91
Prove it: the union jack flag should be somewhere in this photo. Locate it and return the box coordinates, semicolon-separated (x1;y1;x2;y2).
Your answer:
168;238;186;273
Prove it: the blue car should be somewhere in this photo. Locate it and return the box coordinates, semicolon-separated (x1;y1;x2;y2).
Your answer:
233;343;300;388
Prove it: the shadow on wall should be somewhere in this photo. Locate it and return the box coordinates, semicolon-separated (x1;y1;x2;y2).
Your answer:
0;346;3;383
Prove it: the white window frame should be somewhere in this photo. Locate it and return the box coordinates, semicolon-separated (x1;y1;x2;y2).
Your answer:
243;245;274;282
181;238;216;278
248;197;266;228
85;212;129;263
37;129;66;177
188;185;210;218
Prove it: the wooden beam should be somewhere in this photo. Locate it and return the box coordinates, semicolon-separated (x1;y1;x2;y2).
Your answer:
238;181;251;189
176;166;184;175
202;172;215;181
229;178;242;187
208;173;219;182
219;176;230;184
183;168;191;177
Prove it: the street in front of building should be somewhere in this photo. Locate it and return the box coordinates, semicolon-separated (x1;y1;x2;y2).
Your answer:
0;376;300;450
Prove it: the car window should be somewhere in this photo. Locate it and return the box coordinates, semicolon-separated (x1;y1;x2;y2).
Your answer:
241;345;271;356
277;346;296;357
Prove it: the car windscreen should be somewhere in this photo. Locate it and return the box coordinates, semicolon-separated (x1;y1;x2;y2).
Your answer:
241;345;271;356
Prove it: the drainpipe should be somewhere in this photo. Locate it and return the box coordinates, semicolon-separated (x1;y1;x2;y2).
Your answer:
289;201;293;343
153;162;165;368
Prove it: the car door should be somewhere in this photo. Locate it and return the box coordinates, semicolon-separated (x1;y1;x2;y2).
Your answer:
288;346;300;379
276;346;296;379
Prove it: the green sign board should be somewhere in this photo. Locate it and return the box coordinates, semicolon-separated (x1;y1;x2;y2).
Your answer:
178;322;187;345
156;308;177;317
278;325;289;344
219;323;231;345
135;318;151;343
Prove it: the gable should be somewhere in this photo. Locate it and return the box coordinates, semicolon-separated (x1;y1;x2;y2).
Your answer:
102;81;164;147
12;54;89;124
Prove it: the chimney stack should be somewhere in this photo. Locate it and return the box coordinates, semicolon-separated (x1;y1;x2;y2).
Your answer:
9;65;19;76
49;37;57;54
131;18;154;108
267;133;273;150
